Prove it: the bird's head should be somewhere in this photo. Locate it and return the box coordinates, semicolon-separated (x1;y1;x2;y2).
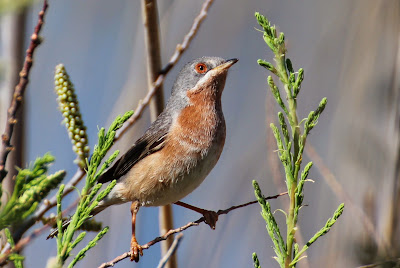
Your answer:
168;57;238;110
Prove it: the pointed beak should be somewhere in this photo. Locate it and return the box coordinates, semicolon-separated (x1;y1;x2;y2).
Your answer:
213;58;238;72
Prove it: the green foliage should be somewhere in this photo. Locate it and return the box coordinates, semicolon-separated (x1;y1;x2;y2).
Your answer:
253;12;344;267
55;110;133;267
0;153;66;230
289;204;344;266
253;252;261;268
68;227;109;268
0;0;34;14
3;228;24;268
253;181;286;266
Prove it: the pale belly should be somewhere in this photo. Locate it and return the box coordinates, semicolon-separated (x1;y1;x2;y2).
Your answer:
145;138;224;206
105;125;226;207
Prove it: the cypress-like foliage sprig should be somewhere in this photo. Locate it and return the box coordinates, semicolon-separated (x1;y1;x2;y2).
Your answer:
55;110;133;267
253;12;344;267
68;227;109;268
4;228;24;268
0;154;65;230
252;253;261;268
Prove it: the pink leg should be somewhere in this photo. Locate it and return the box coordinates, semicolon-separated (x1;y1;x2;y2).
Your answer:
130;201;143;262
175;201;219;229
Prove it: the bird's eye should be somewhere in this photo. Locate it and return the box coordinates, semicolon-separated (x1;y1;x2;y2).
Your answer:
194;63;207;74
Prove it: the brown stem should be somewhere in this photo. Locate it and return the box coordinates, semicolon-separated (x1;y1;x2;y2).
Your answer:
141;0;175;265
0;0;48;182
157;233;184;268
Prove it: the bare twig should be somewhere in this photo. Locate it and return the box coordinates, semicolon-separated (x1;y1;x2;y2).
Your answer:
157;233;184;268
98;191;287;268
0;223;48;265
115;0;215;140
0;0;48;182
356;258;400;268
159;205;175;266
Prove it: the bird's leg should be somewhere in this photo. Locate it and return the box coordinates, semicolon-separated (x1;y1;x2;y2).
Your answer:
174;201;219;229
130;201;143;262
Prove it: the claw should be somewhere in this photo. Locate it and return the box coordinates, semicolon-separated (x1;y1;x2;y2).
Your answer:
174;201;219;229
202;210;219;229
130;238;143;262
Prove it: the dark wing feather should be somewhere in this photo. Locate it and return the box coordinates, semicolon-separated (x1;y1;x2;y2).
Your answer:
98;112;171;183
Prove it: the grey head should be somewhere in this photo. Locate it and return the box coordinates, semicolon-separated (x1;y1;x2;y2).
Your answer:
165;57;238;113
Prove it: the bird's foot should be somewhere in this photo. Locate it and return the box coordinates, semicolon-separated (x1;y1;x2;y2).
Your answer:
130;238;143;262
201;210;219;229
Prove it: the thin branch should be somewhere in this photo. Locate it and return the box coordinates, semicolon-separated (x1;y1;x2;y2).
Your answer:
115;0;215;140
98;191;287;268
0;0;48;182
141;0;176;266
157;233;183;268
0;223;48;265
356;258;400;268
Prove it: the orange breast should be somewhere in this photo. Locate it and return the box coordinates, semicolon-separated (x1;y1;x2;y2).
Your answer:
117;84;226;206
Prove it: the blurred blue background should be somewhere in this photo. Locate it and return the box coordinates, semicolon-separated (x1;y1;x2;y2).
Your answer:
0;0;399;267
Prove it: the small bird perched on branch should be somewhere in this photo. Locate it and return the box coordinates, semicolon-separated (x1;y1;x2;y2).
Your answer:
49;57;238;262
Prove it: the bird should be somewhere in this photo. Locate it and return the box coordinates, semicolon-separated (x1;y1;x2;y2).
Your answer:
48;56;238;262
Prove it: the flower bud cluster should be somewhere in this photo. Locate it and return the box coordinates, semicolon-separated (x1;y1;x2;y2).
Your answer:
54;64;89;167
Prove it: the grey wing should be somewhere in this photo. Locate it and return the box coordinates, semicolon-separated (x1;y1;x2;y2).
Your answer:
97;112;171;183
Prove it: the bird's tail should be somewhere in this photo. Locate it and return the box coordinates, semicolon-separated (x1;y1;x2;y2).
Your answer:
46;203;108;239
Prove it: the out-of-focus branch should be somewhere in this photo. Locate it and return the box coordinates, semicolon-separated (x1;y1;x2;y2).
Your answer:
0;0;48;182
140;0;176;266
305;144;389;253
142;0;165;117
157;233;184;268
356;258;400;268
384;30;400;253
0;223;48;265
98;191;287;268
0;5;27;259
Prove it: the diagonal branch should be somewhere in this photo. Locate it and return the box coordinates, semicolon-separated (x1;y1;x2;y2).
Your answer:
0;0;49;182
157;233;184;268
0;220;49;265
98;191;287;268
